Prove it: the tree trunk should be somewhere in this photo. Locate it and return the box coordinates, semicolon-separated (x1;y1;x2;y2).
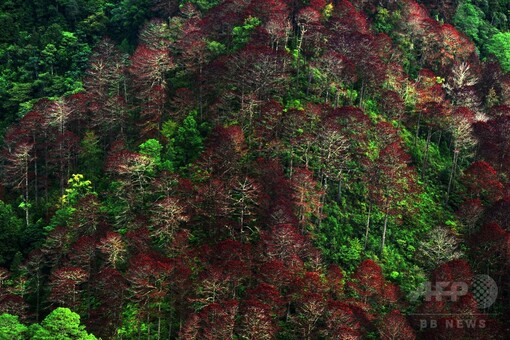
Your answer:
414;110;422;146
24;156;29;229
421;126;432;180
445;149;459;205
35;272;40;322
337;176;342;202
359;80;364;109
364;203;372;251
381;207;389;256
157;304;161;340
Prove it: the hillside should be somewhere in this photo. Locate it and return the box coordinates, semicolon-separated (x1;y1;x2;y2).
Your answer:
0;0;509;338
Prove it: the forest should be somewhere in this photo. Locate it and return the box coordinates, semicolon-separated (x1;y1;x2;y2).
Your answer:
0;0;510;338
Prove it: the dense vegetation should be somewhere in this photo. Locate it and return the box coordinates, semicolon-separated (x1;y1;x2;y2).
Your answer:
1;0;510;338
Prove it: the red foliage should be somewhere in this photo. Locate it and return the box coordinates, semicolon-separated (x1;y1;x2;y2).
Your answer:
0;294;28;319
331;0;370;34
69;236;96;270
326;264;344;298
49;266;88;309
90;267;126;337
126;253;173;317
379;310;415;340
254;158;297;226
181;300;239;340
248;0;290;50
456;198;484;231
291;167;323;225
431;259;473;287
348;260;384;305
238;299;278;339
125;227;152;254
261;224;307;263
462;161;504;203
97;231;126;269
323;300;371;338
246;283;285;317
258;259;296;292
473;116;510;175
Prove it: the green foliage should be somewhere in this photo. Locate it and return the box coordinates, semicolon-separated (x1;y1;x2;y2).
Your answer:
139;138;173;172
1;309;97;339
0;313;28;339
29;308;97;339
314;202;366;272
78;131;103;183
373;7;401;34
486;32;510;71
180;0;221;12
453;1;491;45
0;0;150;130
60;174;95;207
116;303;145;338
171;111;204;171
46;174;95;232
232;16;262;50
109;0;151;45
0;201;23;266
207;40;227;56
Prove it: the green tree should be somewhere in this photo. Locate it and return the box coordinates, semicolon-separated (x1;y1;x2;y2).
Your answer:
0;313;28;340
486;32;510;71
78;131;103;183
232;16;262;50
139;138;173;172
181;0;221;12
0;201;23;266
172;111;204;170
453;1;490;45
29;307;97;339
46;174;96;231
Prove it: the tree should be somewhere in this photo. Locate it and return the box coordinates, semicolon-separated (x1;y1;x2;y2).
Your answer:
238;299;278;339
0;313;28;339
262;224;308;264
461;161;503;203
291;167;323;227
445;106;477;204
486;32;510;72
474;113;510;176
48;131;80;196
181;300;239;339
456;198;484;234
444;62;480;111
323;301;369;339
171;110;204;170
228;176;261;240
417;226;463;269
3;141;33;228
365;141;418;254
378;310;415;340
126;253;172;338
309;51;356;106
29;307;97;339
90;268;126;337
222;45;289;114
0;201;23;267
129;26;174;137
49;267;88;309
348;259;384;306
97;232;126;269
149;196;189;247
